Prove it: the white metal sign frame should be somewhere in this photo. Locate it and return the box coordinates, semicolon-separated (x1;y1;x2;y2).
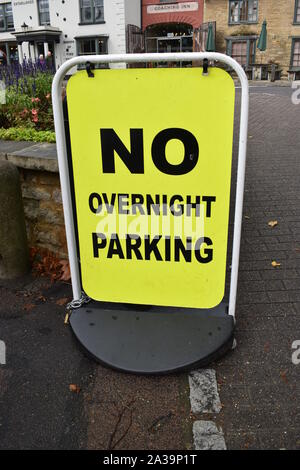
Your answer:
52;52;249;319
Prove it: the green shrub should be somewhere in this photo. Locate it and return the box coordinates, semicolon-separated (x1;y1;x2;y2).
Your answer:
0;127;56;143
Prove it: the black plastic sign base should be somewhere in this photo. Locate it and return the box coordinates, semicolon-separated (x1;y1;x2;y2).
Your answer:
69;302;234;375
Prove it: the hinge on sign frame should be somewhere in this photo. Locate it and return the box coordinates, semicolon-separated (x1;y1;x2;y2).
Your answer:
86;61;95;78
202;58;209;76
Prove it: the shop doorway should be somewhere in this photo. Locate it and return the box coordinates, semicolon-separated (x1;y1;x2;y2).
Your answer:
145;23;193;67
36;41;55;68
157;37;181;54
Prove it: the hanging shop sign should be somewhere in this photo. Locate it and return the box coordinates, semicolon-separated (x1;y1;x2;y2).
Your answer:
147;2;199;14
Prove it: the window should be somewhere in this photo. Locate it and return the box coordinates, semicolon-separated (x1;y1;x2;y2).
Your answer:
295;0;300;23
291;39;300;68
229;0;258;24
0;3;14;32
80;0;104;24
227;38;256;66
38;0;50;26
76;36;108;66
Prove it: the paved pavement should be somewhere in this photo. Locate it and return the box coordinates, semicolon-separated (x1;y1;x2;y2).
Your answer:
214;84;300;449
0;85;300;450
0;276;192;450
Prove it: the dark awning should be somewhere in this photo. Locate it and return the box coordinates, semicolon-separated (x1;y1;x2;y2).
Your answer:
14;27;62;45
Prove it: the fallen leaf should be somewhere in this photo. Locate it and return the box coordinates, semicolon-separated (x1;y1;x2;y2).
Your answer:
56;297;69;306
268;220;278;228
69;384;81;393
24;303;35;312
59;260;71;282
271;261;281;268
280;370;288;384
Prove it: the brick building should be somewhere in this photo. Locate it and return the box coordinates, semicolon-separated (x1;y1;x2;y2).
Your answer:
142;1;204;55
203;0;300;79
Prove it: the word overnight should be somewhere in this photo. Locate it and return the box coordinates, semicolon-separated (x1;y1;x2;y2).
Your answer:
89;193;216;218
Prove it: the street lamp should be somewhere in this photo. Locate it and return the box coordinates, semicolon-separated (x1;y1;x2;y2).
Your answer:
21;22;28;33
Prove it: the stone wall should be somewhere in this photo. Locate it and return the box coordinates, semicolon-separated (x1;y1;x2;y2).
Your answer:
204;0;300;77
0;142;68;259
20;169;68;258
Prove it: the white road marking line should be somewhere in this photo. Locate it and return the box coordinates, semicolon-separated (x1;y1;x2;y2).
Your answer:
235;85;290;89
189;369;222;414
251;92;279;97
193;421;226;450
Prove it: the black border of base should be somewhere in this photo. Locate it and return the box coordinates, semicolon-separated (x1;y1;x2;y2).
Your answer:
69;301;234;375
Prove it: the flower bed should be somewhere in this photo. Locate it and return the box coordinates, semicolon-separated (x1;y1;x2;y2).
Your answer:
0;61;55;139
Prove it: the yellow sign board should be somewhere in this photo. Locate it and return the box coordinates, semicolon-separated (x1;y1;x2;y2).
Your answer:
67;67;235;309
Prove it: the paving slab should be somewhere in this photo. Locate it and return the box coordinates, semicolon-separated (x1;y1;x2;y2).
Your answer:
189;370;221;414
0;140;58;172
193;421;226;450
0;140;36;155
11;142;57;159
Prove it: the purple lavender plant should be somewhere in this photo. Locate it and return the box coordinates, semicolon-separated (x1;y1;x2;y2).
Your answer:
0;59;54;90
